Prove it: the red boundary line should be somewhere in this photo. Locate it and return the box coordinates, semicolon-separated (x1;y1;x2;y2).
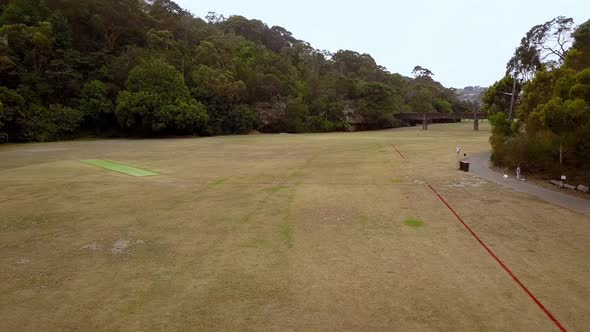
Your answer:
387;141;406;160
427;184;567;332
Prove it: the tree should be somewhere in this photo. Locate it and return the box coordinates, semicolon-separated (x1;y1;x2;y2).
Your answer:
332;50;383;81
280;97;308;133
205;12;226;24
488;111;514;165
490;20;590;176
433;98;452;113
78;80;114;129
146;0;191;34
28;104;83;141
115;58;208;134
357;82;401;127
0;87;27;141
411;65;433;78
0;0;476;142
528;16;574;63
221;15;291;53
517;67;575;128
506;40;541;81
507;16;575;80
404;76;437;130
536;97;589;167
565;20;590;71
48;12;72;50
223;104;258;134
409;84;434;128
90;0;146;50
482;76;520;115
146;29;176;50
0;0;49;25
189;65;246;104
0;21;54;73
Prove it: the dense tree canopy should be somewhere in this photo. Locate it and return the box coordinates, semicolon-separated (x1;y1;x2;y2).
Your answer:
486;18;590;180
0;0;466;142
115;58;208;134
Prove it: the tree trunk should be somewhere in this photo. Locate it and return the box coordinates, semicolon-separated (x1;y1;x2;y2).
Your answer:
105;29;120;50
559;143;563;167
508;75;517;121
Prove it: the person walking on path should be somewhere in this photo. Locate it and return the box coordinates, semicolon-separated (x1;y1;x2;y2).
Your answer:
456;145;461;157
516;165;521;180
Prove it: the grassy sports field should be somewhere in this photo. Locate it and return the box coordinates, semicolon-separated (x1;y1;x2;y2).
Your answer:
1;121;589;330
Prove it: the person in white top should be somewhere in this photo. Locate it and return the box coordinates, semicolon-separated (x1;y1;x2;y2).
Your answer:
516;165;521;180
456;145;461;156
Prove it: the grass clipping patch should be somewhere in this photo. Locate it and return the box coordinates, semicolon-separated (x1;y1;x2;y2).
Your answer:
404;218;424;228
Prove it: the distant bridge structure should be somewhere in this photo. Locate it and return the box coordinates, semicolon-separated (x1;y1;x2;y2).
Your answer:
394;112;487;131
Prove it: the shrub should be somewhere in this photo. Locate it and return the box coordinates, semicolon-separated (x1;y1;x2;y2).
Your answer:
79;81;113;119
115;59;208;135
224;104;258;134
29;105;83;141
304;115;334;133
376;113;401;129
433;98;452;113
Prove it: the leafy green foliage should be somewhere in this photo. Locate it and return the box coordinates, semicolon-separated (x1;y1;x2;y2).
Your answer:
507;16;574;80
115;58;207;134
408;83;434;114
224;104;258;134
78;80;113;127
0;87;27;141
357;82;402;127
28;104;83;141
281;97;308;133
433;99;452;113
376;113;400;129
489;19;590;177
411;66;433;78
482;76;518;115
190;65;246;104
0;0;462;143
564;20;590;74
1;0;49;25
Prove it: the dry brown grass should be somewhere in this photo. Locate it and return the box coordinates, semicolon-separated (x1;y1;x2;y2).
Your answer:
1;121;589;330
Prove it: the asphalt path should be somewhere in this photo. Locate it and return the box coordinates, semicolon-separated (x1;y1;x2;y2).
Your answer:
467;152;590;216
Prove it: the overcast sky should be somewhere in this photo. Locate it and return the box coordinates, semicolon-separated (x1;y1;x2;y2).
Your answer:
175;0;589;88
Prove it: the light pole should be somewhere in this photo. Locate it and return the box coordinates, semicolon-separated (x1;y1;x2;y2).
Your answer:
507;72;518;121
494;72;518;121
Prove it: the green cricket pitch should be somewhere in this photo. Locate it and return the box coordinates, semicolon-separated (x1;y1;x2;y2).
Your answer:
1;121;589;330
82;159;158;177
